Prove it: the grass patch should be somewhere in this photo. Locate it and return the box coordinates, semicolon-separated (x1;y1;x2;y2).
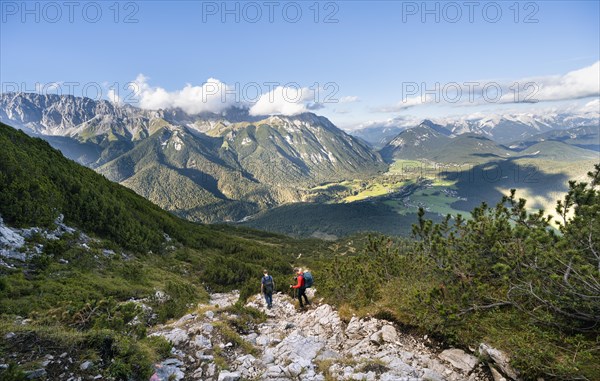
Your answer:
314;358;337;381
344;183;390;202
357;358;390;374
212;345;229;370
408;188;463;216
315;356;360;381
213;322;259;356
387;160;425;175
0;319;170;380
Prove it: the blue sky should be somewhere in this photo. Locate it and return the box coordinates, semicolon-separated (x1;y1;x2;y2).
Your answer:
1;1;599;128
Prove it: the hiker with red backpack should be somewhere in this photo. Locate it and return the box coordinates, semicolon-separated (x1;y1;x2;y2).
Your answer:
261;269;274;309
290;268;313;310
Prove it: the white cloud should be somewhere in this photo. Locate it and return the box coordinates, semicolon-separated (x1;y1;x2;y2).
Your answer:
334;109;352;114
343;115;420;131
378;61;600;112
540;61;599;101
340;95;360;103
128;75;325;116
132;74;238;114
374;96;427;112
581;98;600;113
500;61;600;104
249;86;314;116
107;88;121;105
348;97;600;133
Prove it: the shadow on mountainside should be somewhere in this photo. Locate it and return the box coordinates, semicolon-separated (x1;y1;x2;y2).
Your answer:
440;159;571;212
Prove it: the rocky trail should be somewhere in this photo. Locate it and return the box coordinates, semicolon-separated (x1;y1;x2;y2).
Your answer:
149;291;503;381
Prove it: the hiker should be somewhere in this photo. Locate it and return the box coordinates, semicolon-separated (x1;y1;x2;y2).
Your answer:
290;268;310;309
261;269;274;309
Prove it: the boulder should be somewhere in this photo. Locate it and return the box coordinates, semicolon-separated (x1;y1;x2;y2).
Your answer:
155;359;185;381
25;369;46;379
192;366;204;379
381;325;399;343
196;354;214;362
179;313;195;322
285;362;303;377
489;365;508;381
210;292;239;308
479;343;519;380
217;371;240;381
193;334;212;349
369;331;382;344
262;349;276;365
380;372;406;381
203;323;214;333
0;219;25;249
316;349;341;361
244;332;257;344
422;368;445;381
158;328;189;346
80;360;93;370
439;348;479;373
206;363;216;378
265;365;284;378
162;358;184;366
256;334;270;346
345;316;363;340
0;249;26;261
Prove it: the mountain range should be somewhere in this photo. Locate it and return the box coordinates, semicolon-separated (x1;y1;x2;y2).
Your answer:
1;92;597;233
240;119;598;237
0;92;385;222
350;109;600;148
379;121;599;164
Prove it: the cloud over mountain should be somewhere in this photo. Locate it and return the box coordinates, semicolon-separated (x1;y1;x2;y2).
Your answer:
249;85;315;116
133;75;238;114
130;75;326;117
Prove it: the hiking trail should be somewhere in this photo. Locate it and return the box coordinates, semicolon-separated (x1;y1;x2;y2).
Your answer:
149;290;508;381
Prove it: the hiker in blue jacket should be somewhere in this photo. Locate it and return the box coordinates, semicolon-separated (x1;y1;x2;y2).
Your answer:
261;269;274;309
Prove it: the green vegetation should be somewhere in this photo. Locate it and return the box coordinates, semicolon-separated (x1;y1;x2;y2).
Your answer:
0;320;172;380
2;121;598;380
401;188;459;216
93;112;386;224
268;125;598;239
0;123;314;379
343;180;406;202
387;159;424;174
241;201;431;238
1;122;203;253
247;152;598;238
315;165;600;380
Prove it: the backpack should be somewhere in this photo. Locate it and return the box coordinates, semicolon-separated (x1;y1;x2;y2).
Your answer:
263;275;274;294
303;271;314;288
